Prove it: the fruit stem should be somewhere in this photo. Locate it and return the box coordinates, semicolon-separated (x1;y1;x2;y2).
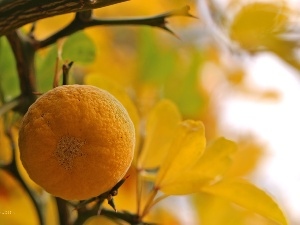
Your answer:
136;167;143;216
140;187;158;219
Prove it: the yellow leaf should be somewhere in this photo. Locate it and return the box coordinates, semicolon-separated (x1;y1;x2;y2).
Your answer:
226;69;245;85
158;137;236;195
229;2;289;51
193;137;237;180
159;171;210;195
195;193;277;225
0;120;11;164
227;137;264;177
201;179;288;225
146;207;182;225
0;171;40;225
138;99;181;169
155;120;206;189
195;193;246;225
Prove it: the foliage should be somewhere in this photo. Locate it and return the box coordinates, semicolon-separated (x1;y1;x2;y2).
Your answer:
0;0;297;224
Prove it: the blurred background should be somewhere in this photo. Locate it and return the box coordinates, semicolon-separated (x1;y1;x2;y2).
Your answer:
200;0;300;224
1;0;300;224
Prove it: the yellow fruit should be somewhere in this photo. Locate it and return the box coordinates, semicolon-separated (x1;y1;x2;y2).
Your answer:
18;85;135;200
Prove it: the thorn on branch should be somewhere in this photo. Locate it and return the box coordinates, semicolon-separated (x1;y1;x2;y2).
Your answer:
74;176;129;213
28;22;36;39
106;175;129;212
76;10;93;22
62;61;74;85
107;195;117;212
37;5;197;49
157;5;197;37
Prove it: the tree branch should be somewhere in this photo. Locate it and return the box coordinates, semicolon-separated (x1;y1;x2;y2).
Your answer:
3;128;45;225
37;6;195;49
5;31;37;114
55;197;72;225
0;0;128;36
0;97;22;117
6;31;36;95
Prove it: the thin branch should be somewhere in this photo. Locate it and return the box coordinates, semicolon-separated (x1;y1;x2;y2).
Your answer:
136;168;143;217
0;0;128;36
73;176;141;224
5;31;38;115
62;61;74;85
6;31;36;96
55;197;72;225
140;188;158;219
37;6;195;49
0;97;22;117
146;194;169;213
3;128;45;225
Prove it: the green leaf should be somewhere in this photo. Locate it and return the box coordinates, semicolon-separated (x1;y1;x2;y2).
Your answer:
201;179;288;225
137;28;176;84
165;50;205;117
0;37;20;101
137;28;205;117
62;31;96;64
36;45;59;92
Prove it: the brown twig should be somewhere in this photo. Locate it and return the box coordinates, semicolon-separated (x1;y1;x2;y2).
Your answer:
0;0;128;36
62;61;74;85
36;6;195;49
2;128;45;225
1;6;195;115
55;197;72;225
0;97;22;117
0;4;196;225
5;31;37;114
5;31;36;95
73;176;150;225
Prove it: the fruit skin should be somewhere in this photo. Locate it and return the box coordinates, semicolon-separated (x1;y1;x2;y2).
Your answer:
18;85;135;200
